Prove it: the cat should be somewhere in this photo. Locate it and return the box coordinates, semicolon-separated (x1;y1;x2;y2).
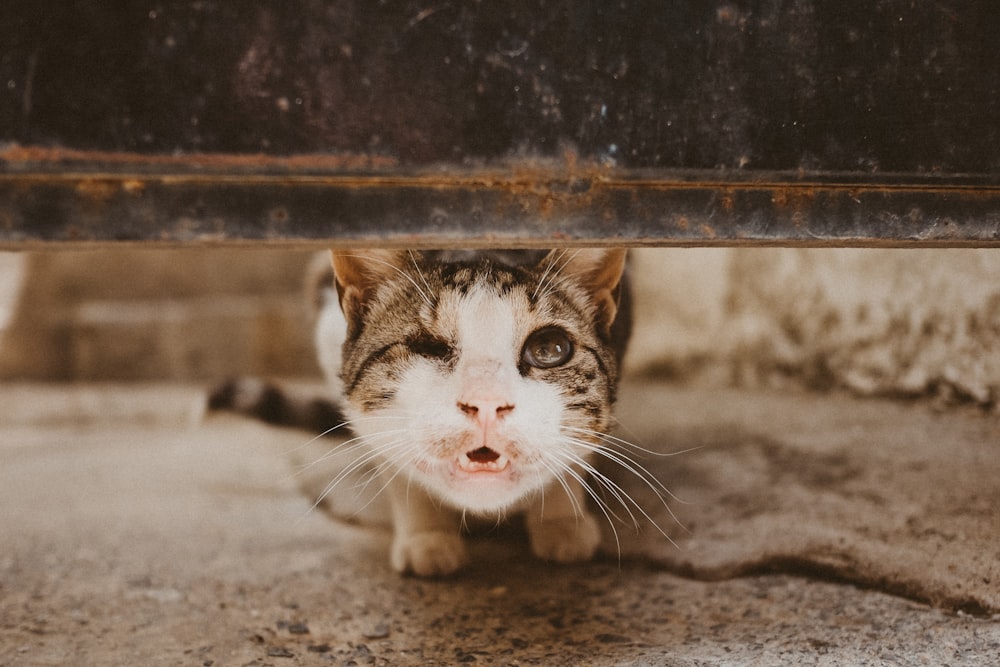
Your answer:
210;248;640;576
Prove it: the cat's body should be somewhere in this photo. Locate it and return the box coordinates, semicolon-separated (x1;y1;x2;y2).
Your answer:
211;249;633;576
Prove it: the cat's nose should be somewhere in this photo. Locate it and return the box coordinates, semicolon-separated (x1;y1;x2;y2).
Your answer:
457;399;514;427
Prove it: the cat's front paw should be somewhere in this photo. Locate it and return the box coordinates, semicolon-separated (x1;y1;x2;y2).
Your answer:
528;512;601;563
391;531;468;577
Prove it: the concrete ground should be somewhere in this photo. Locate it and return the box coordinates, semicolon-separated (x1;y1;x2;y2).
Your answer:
2;381;999;666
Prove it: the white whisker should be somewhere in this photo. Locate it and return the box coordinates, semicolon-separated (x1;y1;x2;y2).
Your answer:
459;508;470;533
561;424;705;459
536;252;585;303
280;412;409;459
539;454;624;558
561;434;690;508
408;251;434;304
283;426;410;484
563;439;691;538
306;426;408;465
532;249;572;301
308;436;413;512
546;449;637;528
535;458;584;522
557;448;683;550
347;450;423;518
340;253;433;307
554;428;692;540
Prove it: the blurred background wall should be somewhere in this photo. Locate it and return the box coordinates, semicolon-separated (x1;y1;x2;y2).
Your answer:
0;249;319;381
627;249;1000;408
2;248;998;409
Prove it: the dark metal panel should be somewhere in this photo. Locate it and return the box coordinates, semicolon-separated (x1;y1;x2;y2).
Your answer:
2;2;999;246
4;1;999;172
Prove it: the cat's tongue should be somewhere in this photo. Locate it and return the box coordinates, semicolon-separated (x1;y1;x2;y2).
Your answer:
458;447;510;473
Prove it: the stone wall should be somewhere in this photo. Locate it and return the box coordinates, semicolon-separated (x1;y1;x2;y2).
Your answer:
628;248;1000;408
0;249;319;381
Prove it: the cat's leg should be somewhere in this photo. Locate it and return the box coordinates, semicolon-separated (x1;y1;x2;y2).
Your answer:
387;477;467;576
524;472;601;563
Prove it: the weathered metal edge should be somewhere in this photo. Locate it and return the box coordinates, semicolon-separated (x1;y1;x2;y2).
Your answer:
2;166;999;248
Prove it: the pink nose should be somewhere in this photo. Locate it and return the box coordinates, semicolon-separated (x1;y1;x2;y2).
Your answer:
457;399;514;428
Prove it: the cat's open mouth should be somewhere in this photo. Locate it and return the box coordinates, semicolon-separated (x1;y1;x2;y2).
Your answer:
458;446;510;473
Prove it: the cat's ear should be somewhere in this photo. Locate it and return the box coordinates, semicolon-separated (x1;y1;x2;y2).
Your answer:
540;249;627;331
329;249;416;323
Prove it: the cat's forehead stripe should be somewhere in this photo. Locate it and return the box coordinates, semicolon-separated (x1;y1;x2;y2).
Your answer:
437;262;529;296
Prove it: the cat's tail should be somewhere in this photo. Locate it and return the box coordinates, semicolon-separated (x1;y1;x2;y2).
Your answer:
207;252;353;436
207;376;353;437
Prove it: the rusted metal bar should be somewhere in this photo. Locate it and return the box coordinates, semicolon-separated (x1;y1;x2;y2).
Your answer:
1;156;998;248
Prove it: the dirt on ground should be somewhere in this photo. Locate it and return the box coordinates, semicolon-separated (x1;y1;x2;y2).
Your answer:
2;381;999;666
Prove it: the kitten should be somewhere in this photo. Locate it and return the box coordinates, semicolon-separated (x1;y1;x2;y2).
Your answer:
212;249;634;576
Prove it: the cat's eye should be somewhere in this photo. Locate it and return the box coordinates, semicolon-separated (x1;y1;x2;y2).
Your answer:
521;327;573;369
408;335;453;361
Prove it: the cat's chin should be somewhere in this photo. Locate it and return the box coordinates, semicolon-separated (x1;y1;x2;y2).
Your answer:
414;460;540;514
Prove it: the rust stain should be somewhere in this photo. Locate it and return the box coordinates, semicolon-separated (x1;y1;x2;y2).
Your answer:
770;185;817;211
720;188;735;213
5;145;998;203
122;179;145;194
2;143;999;248
74;178;118;202
0;145;400;171
537;194;555;217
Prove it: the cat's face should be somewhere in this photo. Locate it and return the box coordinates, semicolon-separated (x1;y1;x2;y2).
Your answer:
330;250;626;514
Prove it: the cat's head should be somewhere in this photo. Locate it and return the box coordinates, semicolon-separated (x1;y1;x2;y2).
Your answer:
329;249;628;514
